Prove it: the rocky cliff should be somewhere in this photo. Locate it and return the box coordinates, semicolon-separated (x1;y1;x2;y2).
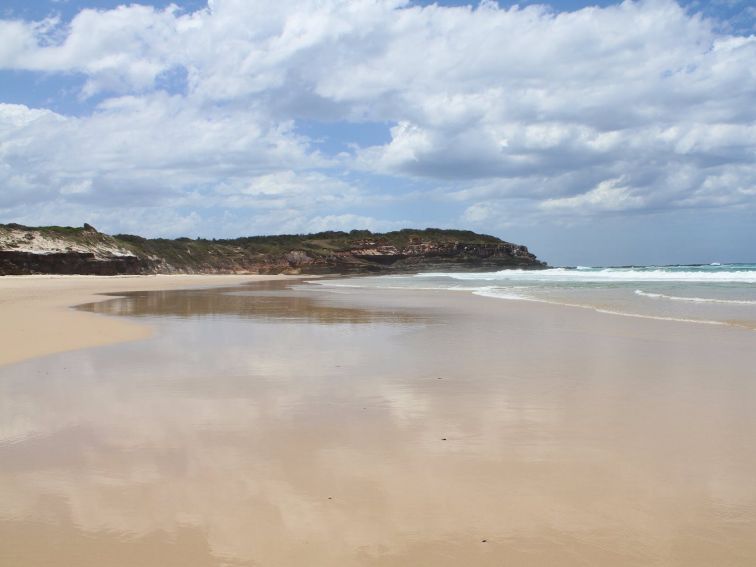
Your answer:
0;224;546;276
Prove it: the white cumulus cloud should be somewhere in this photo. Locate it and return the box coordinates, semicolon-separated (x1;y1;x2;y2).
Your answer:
0;0;753;240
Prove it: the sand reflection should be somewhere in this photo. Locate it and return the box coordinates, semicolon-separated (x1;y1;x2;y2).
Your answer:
1;282;756;566
78;279;423;325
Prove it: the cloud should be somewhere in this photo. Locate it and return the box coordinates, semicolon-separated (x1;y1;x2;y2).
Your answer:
213;171;361;210
0;0;754;238
541;178;647;214
0;97;321;206
0;6;182;96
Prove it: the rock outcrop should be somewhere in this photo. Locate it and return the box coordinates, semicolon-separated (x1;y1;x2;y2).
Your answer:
0;224;148;275
0;250;148;275
0;224;546;275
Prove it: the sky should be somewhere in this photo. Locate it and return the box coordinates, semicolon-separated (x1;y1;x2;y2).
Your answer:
0;0;754;266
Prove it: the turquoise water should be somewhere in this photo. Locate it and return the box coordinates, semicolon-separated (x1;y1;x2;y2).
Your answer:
311;264;756;329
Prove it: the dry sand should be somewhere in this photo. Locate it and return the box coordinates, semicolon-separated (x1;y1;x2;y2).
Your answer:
0;274;294;367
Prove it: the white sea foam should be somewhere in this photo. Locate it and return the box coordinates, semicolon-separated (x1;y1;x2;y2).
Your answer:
634;289;756;305
471;288;530;302
416;267;756;283
474;288;735;327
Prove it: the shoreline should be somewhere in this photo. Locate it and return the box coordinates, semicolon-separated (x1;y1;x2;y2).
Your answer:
3;272;753;368
472;288;752;329
0;274;297;367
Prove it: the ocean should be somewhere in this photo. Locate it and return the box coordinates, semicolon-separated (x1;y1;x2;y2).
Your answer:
311;263;756;330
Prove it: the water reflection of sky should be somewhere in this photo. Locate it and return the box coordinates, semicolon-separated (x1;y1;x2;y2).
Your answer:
78;280;427;326
1;281;756;566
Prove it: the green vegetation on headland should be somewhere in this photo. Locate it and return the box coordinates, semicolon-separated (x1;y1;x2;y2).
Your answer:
0;223;546;276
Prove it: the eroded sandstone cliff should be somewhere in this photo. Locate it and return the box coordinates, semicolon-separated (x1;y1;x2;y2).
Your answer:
0;224;546;275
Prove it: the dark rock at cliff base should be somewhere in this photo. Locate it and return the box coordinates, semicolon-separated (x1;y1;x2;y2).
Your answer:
0;250;147;276
0;224;546;275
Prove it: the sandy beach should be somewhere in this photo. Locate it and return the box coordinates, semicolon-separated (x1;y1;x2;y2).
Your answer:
1;277;755;566
0;275;294;367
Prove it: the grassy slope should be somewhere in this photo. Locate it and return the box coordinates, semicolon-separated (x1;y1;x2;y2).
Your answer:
1;224;527;272
116;228;503;255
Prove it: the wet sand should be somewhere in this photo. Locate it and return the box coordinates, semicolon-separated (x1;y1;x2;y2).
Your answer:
1;279;755;566
0;275;293;367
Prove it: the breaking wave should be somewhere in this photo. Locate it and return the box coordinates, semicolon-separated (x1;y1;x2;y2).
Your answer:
415;265;756;283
